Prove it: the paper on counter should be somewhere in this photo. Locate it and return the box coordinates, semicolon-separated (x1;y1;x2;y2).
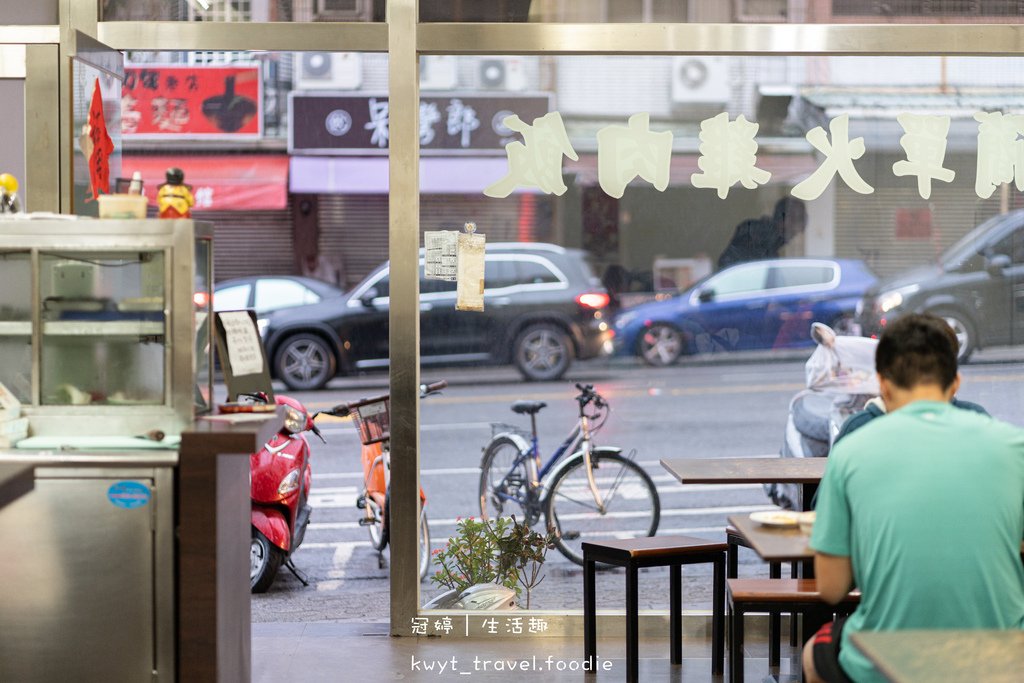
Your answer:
456;232;486;311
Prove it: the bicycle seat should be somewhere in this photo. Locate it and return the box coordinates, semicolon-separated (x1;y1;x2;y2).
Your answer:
511;400;547;415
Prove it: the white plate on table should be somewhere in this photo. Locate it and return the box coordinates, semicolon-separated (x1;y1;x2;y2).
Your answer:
750;510;801;528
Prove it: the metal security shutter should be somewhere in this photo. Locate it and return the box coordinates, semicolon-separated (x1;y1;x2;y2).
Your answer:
319;194;542;288
199;199;295;282
319;194;390;289
834;152;1002;278
421;195;525;241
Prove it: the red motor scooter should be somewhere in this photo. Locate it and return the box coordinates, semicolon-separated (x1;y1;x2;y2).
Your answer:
248;393;321;593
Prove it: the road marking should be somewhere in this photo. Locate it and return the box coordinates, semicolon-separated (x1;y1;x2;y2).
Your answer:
303;383;806;410
305;504;774;532
311;542;362;590
311;456;778;481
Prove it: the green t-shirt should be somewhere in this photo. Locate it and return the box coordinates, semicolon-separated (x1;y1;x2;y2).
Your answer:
810;400;1024;683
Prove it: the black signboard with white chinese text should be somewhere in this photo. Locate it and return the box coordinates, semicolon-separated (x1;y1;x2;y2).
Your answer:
288;93;553;155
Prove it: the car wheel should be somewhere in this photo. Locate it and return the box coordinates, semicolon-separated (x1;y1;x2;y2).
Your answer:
513;323;573;381
638;323;684;367
930;309;976;363
274;333;337;391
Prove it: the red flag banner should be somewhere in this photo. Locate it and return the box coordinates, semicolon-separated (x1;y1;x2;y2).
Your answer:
122;65;262;138
86;78;114;199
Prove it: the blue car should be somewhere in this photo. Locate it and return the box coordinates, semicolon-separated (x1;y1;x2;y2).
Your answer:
613;258;877;366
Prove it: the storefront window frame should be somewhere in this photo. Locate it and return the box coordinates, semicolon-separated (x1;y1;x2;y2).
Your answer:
14;0;1024;639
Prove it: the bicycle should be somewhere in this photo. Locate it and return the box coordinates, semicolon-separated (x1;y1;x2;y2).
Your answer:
324;380;447;581
478;383;660;565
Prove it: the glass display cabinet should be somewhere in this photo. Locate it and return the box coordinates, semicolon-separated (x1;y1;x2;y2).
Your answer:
0;219;213;437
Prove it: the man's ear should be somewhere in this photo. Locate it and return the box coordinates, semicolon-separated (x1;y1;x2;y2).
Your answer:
877;373;892;407
945;372;962;401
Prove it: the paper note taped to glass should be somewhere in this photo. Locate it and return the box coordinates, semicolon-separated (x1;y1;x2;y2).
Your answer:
425;223;486;311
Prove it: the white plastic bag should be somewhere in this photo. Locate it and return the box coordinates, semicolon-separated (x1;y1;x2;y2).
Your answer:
804;322;879;395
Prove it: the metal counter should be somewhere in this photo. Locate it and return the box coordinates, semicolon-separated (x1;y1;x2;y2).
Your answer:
0;451;177;682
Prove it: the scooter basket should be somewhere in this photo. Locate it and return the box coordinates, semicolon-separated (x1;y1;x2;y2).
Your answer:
351;397;390;445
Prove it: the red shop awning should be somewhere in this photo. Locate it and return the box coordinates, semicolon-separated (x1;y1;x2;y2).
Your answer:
121;154;289;211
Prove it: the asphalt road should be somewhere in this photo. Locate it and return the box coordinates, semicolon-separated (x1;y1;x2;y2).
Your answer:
250;350;1024;623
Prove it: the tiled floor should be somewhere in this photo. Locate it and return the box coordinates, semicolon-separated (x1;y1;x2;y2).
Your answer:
252;620;804;682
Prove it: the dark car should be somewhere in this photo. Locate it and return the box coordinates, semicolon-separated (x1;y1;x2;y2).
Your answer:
857;209;1024;362
259;243;613;390
613;258;876;366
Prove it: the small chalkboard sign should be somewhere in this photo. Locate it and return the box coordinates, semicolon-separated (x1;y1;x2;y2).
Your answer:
213;310;275;402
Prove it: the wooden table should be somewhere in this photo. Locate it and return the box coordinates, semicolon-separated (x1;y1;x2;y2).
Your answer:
726;513;811;563
851;630;1024;683
0;463;34;510
660;456;827;512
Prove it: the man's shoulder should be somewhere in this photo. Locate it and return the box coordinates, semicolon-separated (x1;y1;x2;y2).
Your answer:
950;397;989;416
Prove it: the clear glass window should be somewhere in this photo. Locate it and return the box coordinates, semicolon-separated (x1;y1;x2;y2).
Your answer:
254;278;322;313
769;265;836;289
214;284;251;311
705;264;770;297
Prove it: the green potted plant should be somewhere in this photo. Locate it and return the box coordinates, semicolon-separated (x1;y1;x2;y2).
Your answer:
428;515;553;609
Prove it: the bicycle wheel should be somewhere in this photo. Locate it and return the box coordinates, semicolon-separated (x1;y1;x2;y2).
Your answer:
478;435;529;520
418;507;431;582
368;490;388;551
544;451;660;566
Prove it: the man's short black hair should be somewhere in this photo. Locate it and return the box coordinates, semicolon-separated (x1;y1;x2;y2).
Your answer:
876;313;959;390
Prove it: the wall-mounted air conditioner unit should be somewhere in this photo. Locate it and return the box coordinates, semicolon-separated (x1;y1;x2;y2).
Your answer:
670;56;730;106
296;52;363;90
316;0;372;21
478;57;527;91
420;56;458;90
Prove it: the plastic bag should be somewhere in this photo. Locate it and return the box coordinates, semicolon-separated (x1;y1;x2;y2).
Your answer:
804;322;879;395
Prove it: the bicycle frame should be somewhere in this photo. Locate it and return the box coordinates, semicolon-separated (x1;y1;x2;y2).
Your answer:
494;403;606;515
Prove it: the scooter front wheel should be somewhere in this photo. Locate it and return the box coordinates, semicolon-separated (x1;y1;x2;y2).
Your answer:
251;528;285;593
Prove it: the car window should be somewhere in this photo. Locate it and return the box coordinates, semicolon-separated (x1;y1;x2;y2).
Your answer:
420;265;457;295
705;264;769;297
485;260;518;289
989;229;1024;265
369;274;389;299
213;283;251;311
515;259;561;285
769;265;835;289
254;279;321;314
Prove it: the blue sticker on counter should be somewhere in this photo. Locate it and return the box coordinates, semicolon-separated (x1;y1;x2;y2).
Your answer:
108;481;151;509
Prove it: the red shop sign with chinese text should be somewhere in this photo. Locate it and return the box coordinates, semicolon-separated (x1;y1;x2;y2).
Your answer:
122;65;262;138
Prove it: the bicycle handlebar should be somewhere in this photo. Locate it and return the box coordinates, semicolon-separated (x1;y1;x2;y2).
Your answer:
319;379;448;418
574;383;607;411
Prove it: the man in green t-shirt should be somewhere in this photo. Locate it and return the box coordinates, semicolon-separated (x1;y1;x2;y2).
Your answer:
803;313;1024;683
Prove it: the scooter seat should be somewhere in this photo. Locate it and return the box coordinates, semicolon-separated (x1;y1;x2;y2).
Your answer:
792;392;832;443
511;400;547;415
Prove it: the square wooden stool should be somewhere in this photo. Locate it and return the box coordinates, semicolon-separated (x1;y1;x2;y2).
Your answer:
582;535;726;682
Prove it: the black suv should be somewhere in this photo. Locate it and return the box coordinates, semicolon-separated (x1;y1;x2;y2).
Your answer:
260;243;613;390
857;209;1024;362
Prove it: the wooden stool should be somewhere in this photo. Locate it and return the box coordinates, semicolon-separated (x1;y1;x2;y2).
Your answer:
583;535;726;682
726;526;800;667
727;578;860;683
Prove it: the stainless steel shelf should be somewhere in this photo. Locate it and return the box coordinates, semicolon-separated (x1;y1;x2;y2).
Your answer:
0;322;31;335
42;321;165;336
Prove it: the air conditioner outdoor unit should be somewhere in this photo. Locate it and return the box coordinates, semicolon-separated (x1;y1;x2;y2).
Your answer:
478;57;527;91
316;0;372;20
296;52;363;90
670;56;730;105
420;56;458;90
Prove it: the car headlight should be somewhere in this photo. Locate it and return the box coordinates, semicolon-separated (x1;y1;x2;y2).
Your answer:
256;318;269;337
278;469;301;497
283;406;305;434
614;311;637;329
876;285;920;313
